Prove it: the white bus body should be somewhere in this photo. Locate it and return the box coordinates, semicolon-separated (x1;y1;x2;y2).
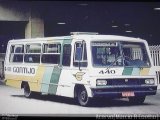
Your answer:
4;32;157;106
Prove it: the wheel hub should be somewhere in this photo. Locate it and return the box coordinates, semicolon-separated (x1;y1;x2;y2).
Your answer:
81;91;87;101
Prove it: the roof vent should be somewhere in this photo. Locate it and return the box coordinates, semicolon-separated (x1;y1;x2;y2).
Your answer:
70;32;99;35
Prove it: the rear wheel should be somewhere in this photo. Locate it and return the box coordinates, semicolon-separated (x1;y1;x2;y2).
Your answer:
77;87;91;106
128;96;146;104
24;83;33;98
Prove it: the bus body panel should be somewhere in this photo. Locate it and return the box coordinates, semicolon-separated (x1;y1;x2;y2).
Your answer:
4;33;157;105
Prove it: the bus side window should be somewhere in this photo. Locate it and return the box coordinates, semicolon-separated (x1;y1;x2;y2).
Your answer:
73;41;88;67
10;44;24;63
62;44;71;66
41;43;61;64
24;44;41;63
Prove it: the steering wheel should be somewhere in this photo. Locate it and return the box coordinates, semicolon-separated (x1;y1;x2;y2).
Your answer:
124;55;132;60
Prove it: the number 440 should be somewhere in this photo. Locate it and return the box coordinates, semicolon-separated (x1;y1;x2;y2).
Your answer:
99;69;116;74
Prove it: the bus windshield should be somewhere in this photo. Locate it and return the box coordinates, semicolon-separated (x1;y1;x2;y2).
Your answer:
91;41;150;67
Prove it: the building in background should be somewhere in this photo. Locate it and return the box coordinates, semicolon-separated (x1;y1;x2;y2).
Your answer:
0;1;44;53
1;1;160;54
0;1;160;87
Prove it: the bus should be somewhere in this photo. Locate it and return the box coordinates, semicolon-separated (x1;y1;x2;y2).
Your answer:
4;32;157;106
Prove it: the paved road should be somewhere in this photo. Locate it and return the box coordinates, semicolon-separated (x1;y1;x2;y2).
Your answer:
0;82;160;117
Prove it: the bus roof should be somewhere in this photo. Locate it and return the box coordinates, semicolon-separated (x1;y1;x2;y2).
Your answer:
8;34;146;43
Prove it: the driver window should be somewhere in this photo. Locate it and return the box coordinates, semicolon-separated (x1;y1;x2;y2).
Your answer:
73;41;88;67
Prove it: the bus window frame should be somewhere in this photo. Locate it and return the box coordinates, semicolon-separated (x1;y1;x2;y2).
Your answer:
73;40;88;67
9;44;24;63
62;44;72;67
24;43;42;64
41;43;61;65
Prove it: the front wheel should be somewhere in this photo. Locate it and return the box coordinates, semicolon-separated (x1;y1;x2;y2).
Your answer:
128;96;146;104
77;87;91;106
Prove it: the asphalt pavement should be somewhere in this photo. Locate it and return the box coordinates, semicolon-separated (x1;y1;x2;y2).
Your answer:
0;81;160;117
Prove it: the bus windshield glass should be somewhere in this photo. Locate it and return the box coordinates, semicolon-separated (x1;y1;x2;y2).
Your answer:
91;41;150;67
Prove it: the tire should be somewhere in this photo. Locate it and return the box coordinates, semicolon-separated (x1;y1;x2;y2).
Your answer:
77;87;91;107
128;96;146;104
24;83;32;98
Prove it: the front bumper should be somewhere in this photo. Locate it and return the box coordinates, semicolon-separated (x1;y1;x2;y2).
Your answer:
91;85;157;98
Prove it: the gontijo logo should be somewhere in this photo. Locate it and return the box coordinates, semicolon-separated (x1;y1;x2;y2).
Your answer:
13;67;35;74
5;66;36;75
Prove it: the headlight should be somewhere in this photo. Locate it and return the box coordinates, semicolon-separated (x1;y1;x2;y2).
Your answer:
145;79;155;85
96;80;107;86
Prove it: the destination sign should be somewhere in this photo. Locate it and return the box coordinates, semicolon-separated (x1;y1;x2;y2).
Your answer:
91;42;118;46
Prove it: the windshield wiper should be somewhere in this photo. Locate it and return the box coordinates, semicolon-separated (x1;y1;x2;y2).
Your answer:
105;55;122;69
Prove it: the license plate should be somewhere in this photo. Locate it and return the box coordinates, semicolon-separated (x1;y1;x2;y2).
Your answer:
122;92;135;97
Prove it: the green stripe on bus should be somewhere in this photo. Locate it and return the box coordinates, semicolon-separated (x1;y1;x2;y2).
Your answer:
41;67;53;93
132;67;140;75
122;67;133;75
48;66;61;94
